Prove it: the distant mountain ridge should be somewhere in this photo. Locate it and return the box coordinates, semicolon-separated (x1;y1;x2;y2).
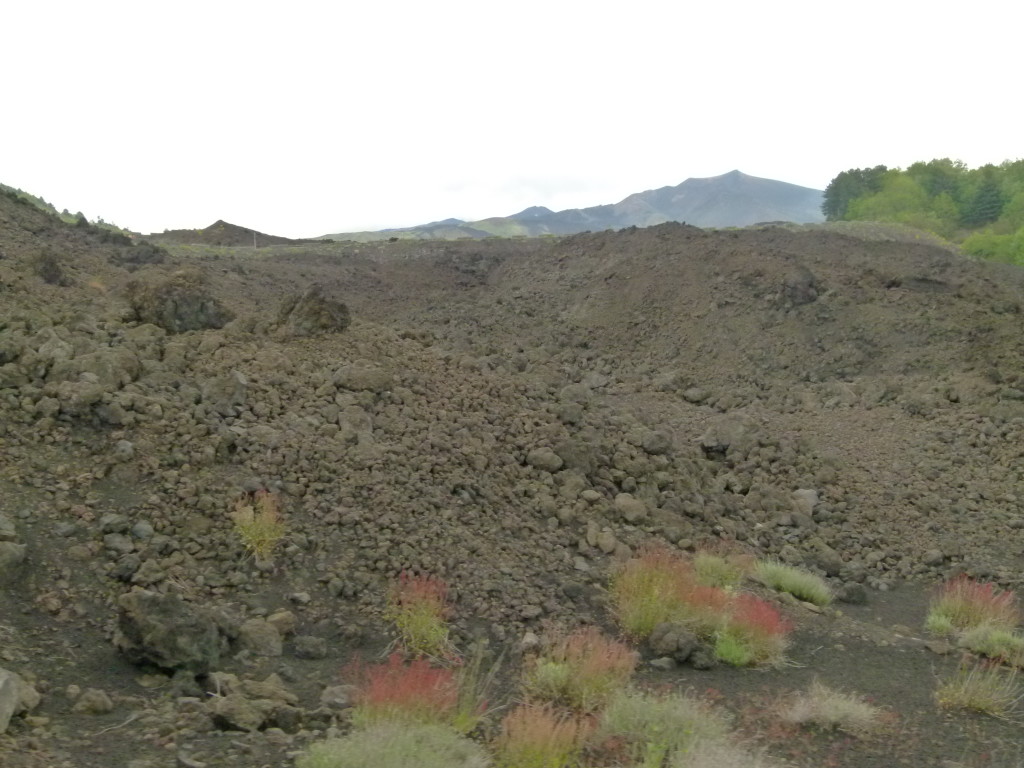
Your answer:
324;170;825;241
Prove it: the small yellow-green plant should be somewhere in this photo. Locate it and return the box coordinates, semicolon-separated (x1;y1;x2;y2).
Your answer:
779;680;885;735
231;490;286;562
958;624;1024;668
926;576;1020;636
493;703;591;768
524;627;637;711
610;547;696;639
387;572;453;658
935;660;1023;718
755;560;833;607
693;550;752;590
596;687;730;767
610;547;733;639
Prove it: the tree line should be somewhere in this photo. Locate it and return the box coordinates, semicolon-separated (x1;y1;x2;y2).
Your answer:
822;159;1024;263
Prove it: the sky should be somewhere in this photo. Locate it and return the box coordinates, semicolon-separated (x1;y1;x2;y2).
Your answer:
2;1;1020;239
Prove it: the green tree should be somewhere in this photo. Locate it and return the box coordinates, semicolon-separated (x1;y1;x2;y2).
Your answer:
822;165;888;220
906;158;967;199
961;168;1006;228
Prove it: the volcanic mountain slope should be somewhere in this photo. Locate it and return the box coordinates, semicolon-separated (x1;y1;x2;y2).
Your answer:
147;219;320;247
324;170;826;241
2;190;1024;767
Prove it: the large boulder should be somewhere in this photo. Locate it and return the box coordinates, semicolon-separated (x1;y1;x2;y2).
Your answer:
0;541;26;585
124;270;233;333
0;668;40;734
275;285;351;337
114;589;234;673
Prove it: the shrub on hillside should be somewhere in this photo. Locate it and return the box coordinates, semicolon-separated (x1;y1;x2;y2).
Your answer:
523;626;636;712
935;660;1022;718
714;594;791;666
609;546;702;639
345;652;460;729
387;572;452;658
925;576;1020;636
595;687;730;766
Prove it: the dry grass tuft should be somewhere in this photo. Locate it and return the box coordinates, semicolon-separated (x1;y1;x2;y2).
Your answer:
779;680;885;735
231;490;286;562
935;660;1023;719
958;624;1024;667
596;686;731;765
755;560;833;606
296;722;490;768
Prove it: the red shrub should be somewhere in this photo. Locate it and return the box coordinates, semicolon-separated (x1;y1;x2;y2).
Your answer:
729;594;791;639
345;652;458;724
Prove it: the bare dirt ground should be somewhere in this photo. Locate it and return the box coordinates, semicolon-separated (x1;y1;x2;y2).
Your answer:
2;193;1023;766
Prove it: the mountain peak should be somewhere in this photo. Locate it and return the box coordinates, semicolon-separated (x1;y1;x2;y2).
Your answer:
324;172;824;240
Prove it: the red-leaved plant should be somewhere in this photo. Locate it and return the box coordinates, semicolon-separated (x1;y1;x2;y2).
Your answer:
715;594;791;665
346;652;458;727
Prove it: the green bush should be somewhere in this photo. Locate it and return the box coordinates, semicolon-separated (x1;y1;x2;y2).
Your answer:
596;687;730;766
522;627;636;711
693;551;749;590
296;723;491;768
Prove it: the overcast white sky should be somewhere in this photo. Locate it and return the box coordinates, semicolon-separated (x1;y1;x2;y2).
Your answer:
2;1;1019;238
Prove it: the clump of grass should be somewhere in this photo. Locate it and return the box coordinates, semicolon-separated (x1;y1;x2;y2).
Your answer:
523;626;637;711
714;594;791;666
296;722;490;768
609;546;697;639
493;703;591;768
231;490;286;563
670;738;782;768
959;624;1024;667
452;641;502;734
346;652;461;729
595;687;730;766
779;680;885;735
926;576;1020;636
693;550;751;591
755;560;833;607
387;571;452;658
935;660;1023;718
675;582;734;637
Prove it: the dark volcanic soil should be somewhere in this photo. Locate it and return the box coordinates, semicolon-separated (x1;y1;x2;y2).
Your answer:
2;192;1024;766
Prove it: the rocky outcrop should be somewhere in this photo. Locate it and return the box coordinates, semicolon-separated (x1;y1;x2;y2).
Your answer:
274;285;350;337
114;589;235;673
124;270;233;333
